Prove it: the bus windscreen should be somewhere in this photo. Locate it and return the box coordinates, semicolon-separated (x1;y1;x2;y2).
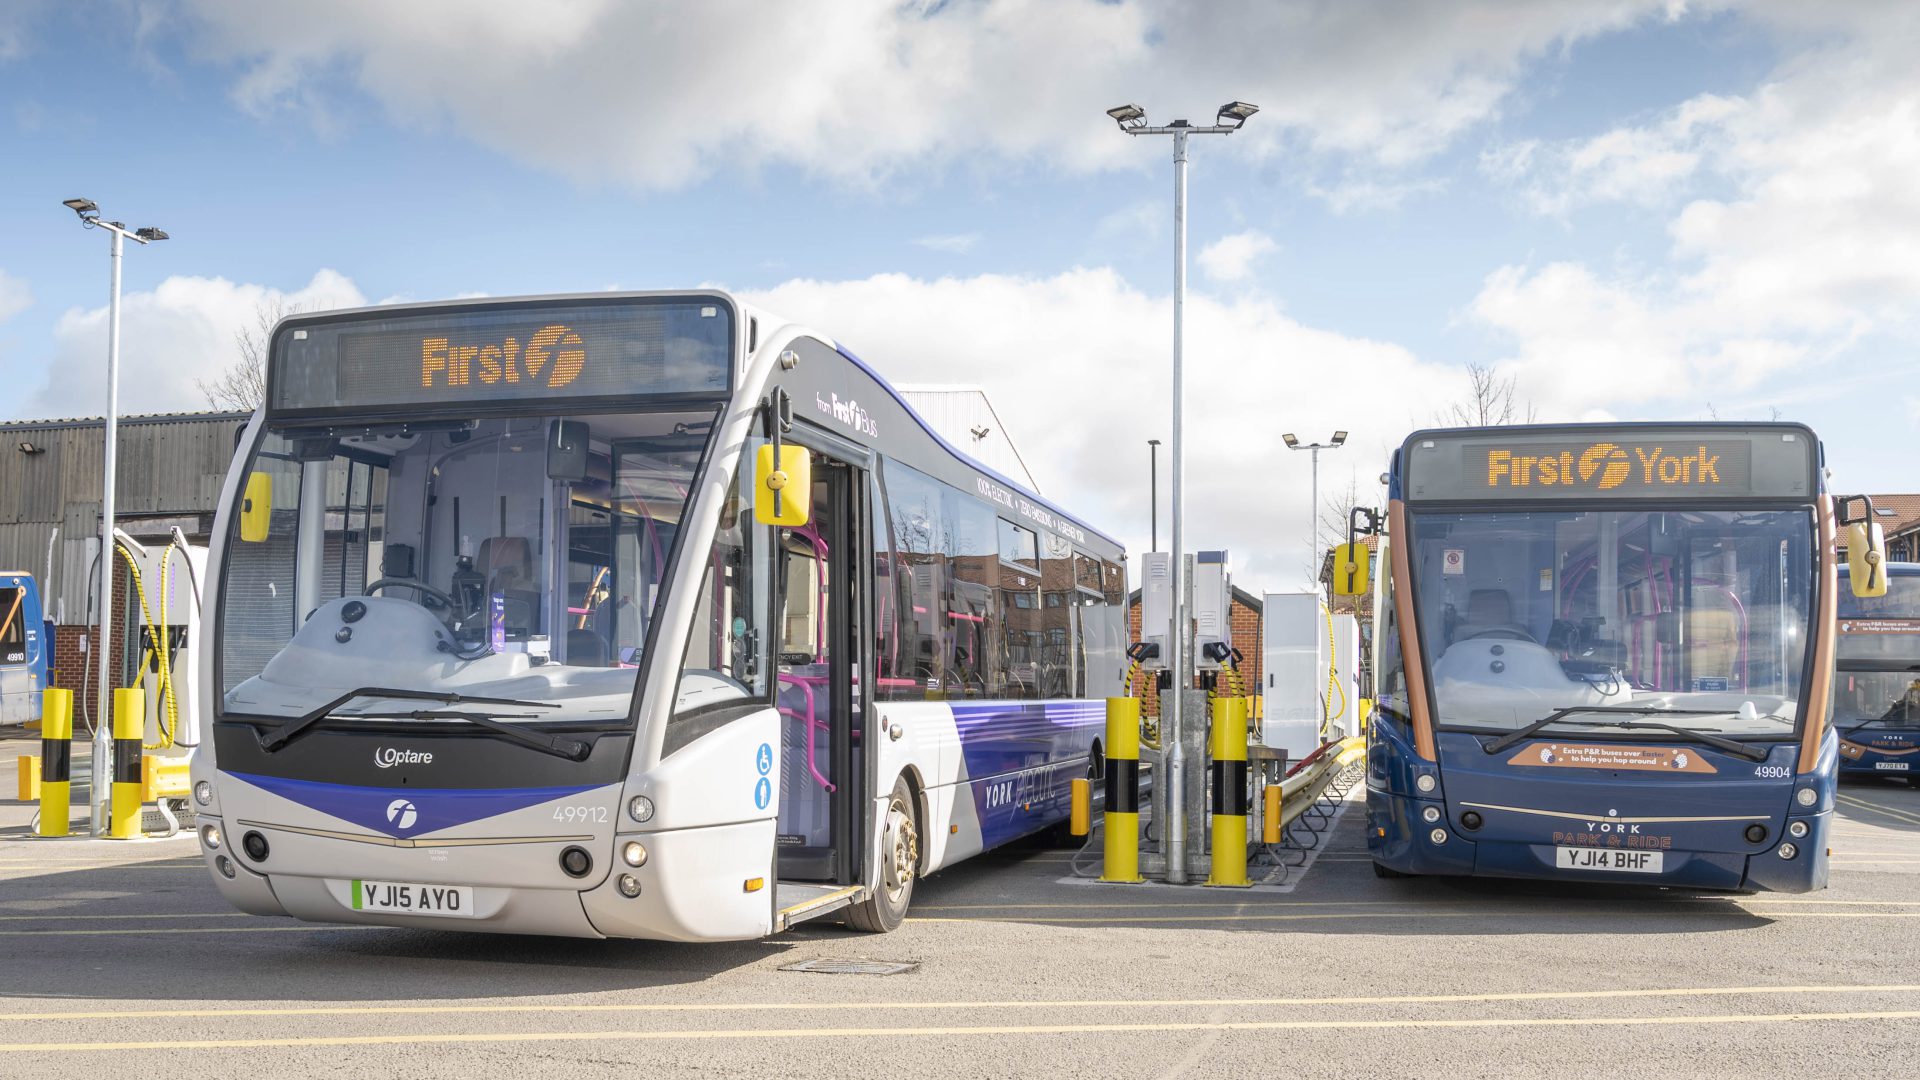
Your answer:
1838;572;1920;664
1403;426;1817;502
269;297;733;412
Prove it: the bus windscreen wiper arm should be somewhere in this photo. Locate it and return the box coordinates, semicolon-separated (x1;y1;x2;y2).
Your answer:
1585;720;1771;762
346;710;591;761
1483;706;1743;756
255;686;557;753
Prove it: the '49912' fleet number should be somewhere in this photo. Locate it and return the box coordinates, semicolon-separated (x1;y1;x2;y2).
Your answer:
553;805;610;823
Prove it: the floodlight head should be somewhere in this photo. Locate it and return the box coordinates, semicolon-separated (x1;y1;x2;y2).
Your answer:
1282;433;1300;448
1106;103;1147;131
1148;438;1162;446
135;227;169;242
63;197;98;220
1332;430;1349;446
1216;101;1259;129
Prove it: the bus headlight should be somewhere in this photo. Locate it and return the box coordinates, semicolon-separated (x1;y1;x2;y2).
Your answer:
622;840;649;867
194;781;214;806
1795;788;1817;807
1415;775;1437;794
1788;820;1809;839
617;873;642;898
627;796;655;823
1429;828;1447;845
215;855;236;879
200;823;222;850
1421;806;1441;824
1777;843;1798;860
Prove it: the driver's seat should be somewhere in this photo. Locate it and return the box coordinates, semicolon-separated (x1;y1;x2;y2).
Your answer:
1455;588;1530;642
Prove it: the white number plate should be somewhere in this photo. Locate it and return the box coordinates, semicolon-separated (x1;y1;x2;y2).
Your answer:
1874;762;1911;771
1555;847;1664;874
351;879;476;918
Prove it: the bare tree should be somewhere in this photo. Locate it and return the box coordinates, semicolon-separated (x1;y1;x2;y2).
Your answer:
1438;362;1537;427
198;298;299;411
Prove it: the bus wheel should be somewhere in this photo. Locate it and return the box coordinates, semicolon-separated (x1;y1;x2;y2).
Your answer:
847;778;919;933
1373;861;1408;879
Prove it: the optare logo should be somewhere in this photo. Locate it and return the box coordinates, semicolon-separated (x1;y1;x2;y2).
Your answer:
386;798;419;831
374;747;433;769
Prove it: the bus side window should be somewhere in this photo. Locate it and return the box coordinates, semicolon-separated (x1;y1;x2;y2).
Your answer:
883;460;947;699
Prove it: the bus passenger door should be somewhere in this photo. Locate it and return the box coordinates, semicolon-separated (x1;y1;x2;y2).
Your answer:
774;449;865;888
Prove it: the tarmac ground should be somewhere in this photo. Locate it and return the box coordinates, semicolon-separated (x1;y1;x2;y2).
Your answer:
2;733;1917;1079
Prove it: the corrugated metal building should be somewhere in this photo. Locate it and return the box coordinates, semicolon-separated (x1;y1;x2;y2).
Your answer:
1;411;247;624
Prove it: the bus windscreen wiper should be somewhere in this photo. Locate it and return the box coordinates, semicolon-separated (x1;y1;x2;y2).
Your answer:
254;686;557;753
344;710;591;761
1483;706;1766;760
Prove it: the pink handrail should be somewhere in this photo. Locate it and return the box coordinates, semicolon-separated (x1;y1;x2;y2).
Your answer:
777;672;835;792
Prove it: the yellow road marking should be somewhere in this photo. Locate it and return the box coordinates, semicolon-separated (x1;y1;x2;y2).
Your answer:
6;1009;1919;1052
1836;795;1920;828
6;982;1919;1024
0;912;263;922
0;925;391;937
908;909;1920;925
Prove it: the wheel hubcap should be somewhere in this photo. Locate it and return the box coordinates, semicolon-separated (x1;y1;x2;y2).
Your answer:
883;798;918;896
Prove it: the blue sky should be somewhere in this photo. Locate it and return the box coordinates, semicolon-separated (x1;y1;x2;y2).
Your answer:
2;1;1916;589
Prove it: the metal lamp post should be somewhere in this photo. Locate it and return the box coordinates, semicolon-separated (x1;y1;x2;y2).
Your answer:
1148;438;1161;551
62;198;168;836
1283;430;1348;568
1109;100;1257;882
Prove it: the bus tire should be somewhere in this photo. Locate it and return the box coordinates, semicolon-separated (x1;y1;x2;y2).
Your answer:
847;777;919;933
1372;860;1408;879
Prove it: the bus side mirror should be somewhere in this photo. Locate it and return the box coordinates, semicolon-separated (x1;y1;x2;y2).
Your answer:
547;419;589;482
240;473;272;543
1330;542;1370;597
1847;521;1888;598
753;445;810;527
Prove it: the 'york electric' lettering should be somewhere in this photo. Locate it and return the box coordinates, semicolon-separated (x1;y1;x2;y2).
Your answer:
1486;444;1721;490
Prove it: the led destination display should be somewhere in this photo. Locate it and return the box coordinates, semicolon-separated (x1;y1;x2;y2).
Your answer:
269;298;733;412
1404;426;1817;502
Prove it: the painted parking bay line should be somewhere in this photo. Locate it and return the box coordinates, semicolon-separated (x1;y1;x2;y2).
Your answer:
6;982;1919;1024
7;1009;1920;1053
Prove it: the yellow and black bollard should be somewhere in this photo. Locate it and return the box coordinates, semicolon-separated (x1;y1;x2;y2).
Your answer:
1206;694;1251;887
109;688;145;840
1100;697;1145;883
38;689;73;838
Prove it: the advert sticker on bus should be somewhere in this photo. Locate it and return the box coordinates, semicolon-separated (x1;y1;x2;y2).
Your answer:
1403;425;1817;502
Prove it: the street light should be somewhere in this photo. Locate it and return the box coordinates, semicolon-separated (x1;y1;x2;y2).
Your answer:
1148;438;1161;551
1283;430;1347;582
63;196;168;837
1109;100;1255;884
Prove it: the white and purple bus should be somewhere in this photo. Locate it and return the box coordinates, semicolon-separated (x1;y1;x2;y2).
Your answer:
193;292;1127;940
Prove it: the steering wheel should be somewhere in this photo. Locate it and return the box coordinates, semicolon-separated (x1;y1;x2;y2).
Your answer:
1462;626;1539;644
363;578;457;613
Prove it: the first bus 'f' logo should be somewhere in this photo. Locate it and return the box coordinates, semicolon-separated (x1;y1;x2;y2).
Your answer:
421;324;586;390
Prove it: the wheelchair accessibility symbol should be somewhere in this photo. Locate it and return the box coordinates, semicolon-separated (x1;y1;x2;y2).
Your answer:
754;777;772;810
756;743;772;775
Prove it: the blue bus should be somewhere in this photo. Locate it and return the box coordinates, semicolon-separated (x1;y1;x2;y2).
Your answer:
1337;423;1883;893
1835;562;1920;785
0;573;49;726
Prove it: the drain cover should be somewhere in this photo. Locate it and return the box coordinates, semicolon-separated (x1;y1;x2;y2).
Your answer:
781;959;918;976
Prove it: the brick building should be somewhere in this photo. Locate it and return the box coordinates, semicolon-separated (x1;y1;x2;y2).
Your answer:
1125;586;1263;717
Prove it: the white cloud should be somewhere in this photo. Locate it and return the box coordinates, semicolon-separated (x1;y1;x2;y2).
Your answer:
1469;4;1920;420
743;268;1464;588
173;0;1675;191
0;270;29;323
29;269;367;417
912;233;981;255
1196;230;1277;283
